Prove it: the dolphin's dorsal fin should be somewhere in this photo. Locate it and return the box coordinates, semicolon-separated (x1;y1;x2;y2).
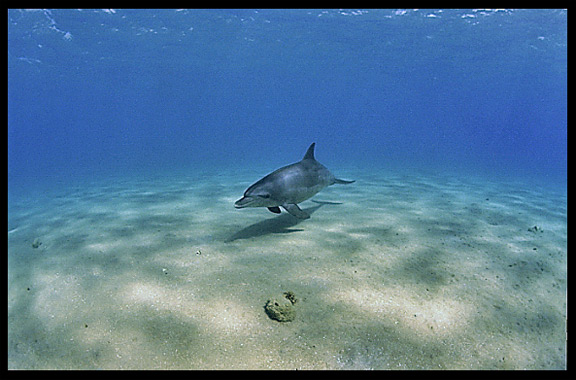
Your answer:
303;143;316;160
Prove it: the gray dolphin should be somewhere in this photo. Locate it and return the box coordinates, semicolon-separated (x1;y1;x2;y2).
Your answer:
234;143;354;219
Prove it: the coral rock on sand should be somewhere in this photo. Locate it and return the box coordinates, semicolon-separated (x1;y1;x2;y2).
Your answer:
264;292;297;322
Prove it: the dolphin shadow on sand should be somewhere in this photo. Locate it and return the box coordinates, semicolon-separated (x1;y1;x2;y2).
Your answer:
225;201;341;242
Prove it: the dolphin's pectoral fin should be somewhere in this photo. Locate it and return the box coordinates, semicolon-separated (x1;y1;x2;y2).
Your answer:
267;206;281;214
282;204;310;219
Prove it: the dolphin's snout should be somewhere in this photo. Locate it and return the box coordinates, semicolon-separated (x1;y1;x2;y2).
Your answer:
234;196;250;208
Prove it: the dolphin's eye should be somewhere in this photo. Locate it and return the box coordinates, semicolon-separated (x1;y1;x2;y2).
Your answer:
259;194;271;199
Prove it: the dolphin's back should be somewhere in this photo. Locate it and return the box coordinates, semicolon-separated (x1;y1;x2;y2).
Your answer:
300;143;354;185
261;160;333;204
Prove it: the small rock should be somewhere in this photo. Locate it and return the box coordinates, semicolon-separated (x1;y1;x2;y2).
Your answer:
527;225;543;233
32;238;42;249
283;291;298;305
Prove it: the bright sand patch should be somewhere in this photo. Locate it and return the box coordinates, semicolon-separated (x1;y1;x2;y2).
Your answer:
8;168;566;369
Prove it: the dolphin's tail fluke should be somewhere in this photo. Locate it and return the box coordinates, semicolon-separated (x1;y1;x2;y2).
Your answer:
311;200;344;205
334;178;355;184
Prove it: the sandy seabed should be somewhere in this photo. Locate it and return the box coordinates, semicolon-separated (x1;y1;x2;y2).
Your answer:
8;168;567;369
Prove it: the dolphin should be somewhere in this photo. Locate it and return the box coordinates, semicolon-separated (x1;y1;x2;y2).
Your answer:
234;143;354;219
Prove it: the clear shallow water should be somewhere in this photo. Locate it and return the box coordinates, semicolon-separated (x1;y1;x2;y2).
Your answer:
8;9;567;369
8;9;567;186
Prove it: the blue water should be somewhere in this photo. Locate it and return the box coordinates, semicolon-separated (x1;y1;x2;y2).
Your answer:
8;9;567;192
7;10;568;369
